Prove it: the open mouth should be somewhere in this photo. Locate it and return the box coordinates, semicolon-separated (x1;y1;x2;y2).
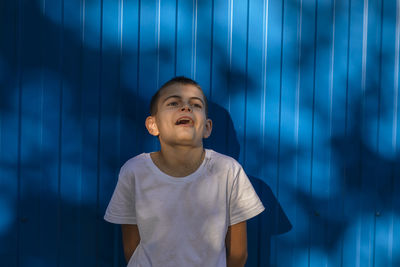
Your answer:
175;117;194;126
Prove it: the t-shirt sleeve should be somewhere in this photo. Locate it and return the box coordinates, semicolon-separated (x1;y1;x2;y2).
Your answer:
104;163;137;224
229;166;265;226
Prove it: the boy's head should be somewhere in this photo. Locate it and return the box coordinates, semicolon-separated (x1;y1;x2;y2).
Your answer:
149;76;208;117
145;76;212;148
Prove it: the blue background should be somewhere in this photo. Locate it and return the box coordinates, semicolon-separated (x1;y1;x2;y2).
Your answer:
1;0;399;266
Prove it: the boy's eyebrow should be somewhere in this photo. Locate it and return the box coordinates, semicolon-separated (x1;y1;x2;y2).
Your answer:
162;95;204;104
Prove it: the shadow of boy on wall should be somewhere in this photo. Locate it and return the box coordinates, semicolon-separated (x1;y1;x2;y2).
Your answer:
205;102;292;267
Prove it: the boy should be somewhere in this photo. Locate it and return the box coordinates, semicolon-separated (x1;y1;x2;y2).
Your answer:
104;77;265;267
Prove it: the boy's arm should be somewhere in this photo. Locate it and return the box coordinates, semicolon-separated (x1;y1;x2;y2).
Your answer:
225;221;248;267
121;224;141;263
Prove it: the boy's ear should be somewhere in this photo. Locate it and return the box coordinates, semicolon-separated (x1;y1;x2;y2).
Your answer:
145;116;159;136
203;119;212;139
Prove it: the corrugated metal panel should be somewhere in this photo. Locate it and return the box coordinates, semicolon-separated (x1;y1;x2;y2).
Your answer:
0;0;399;266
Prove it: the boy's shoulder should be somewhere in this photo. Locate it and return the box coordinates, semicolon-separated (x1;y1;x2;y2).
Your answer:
119;153;149;174
207;149;235;162
206;149;243;172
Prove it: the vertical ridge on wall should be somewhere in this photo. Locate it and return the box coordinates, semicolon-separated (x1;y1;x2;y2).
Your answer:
136;0;142;155
343;0;363;265
342;0;352;263
365;1;379;265
176;0;195;78
312;0;342;265
262;0;269;156
375;2;385;264
194;0;213;94
245;1;266;266
208;0;214;100
173;0;178;76
328;1;340;265
277;0;291;265
263;0;284;265
19;1;48;266
192;0;198;78
119;0;139;161
59;0;84;265
308;0;318;262
156;0;161;86
158;0;177;84
95;0;103;264
293;1;302;265
394;1;400;263
138;0;158;152
56;0;64;264
80;0;102;265
16;0;22;265
114;2;123;264
231;0;247;162
243;0;250;171
394;0;400;152
376;0;400;266
210;0;230;157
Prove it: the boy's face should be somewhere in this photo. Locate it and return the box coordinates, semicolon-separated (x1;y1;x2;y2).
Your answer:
145;84;212;148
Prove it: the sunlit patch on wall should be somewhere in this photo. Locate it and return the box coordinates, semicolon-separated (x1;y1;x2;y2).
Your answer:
374;213;400;266
0;198;13;234
373;115;397;160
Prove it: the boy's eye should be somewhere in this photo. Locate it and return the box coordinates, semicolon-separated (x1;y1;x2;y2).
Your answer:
167;102;179;107
193;103;202;108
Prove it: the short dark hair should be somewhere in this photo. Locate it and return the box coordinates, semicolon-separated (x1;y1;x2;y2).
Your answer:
149;76;208;116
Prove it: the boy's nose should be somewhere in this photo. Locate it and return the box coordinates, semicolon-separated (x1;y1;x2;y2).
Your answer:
181;104;192;112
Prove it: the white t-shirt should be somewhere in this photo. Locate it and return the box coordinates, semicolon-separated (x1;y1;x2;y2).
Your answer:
104;149;265;267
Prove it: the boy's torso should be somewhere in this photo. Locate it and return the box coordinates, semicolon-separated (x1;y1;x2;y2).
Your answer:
127;149;236;267
104;149;265;267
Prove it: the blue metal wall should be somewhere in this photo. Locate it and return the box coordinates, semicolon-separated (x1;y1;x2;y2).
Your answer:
1;0;399;266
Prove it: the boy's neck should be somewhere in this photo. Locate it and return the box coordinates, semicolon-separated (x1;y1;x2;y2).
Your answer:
150;146;205;178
